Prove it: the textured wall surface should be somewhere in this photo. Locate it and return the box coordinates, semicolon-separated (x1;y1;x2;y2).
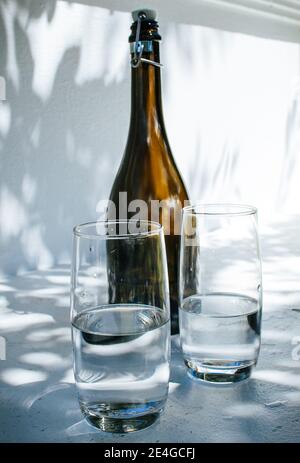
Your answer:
1;0;300;275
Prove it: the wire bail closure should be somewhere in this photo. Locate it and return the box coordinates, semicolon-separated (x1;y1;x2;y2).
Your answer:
131;12;163;69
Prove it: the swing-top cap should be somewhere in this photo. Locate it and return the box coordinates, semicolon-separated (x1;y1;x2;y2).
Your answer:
132;9;157;22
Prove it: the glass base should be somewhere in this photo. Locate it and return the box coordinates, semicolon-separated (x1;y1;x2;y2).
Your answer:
80;401;163;433
185;359;254;384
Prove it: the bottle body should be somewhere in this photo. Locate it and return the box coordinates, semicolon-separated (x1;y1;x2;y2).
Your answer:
109;155;188;333
109;16;189;333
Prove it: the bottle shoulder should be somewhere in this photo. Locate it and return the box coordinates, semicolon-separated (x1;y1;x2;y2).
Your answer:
110;115;189;202
110;147;189;203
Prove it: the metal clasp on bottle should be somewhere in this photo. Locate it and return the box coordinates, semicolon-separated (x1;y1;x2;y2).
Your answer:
131;12;163;69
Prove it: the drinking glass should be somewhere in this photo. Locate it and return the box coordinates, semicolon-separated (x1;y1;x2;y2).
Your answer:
179;204;262;384
71;220;170;432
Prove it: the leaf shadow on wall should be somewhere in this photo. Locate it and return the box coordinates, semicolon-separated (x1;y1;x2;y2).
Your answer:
0;0;131;274
1;0;300;276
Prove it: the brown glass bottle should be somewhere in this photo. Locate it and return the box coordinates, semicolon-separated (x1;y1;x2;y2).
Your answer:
109;10;189;333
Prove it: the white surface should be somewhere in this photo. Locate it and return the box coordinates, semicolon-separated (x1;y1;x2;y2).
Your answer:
0;216;300;443
1;1;300;275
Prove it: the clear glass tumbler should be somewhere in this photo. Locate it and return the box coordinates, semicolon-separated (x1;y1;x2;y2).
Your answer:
71;220;170;432
179;204;262;384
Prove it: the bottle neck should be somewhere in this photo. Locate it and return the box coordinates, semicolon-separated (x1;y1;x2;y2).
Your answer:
129;41;165;135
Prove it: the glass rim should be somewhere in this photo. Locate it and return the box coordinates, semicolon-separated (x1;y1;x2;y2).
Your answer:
183;203;257;217
73;220;163;239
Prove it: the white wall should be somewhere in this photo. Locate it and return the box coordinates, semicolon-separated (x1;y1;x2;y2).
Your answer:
0;0;300;275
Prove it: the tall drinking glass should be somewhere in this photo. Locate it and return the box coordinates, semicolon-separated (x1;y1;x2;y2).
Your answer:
179;204;262;384
71;220;170;432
